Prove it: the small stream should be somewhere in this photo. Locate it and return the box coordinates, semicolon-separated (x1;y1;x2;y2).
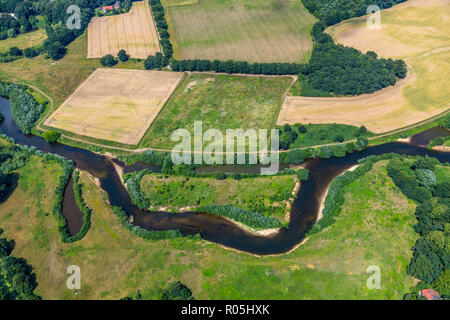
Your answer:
1;97;449;255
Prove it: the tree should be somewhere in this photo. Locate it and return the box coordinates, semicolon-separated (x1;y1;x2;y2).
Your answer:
411;157;438;171
118;49;129;62
433;182;449;198
334;134;344;142
415;169;436;189
355;125;367;137
43;131;60;143
0;238;13;257
46;41;65;60
158;281;194;300
100;54;118;67
297;124;307;133
7;28;16;38
283;124;292;132
23;47;38;58
433;269;450;296
9;46;22;56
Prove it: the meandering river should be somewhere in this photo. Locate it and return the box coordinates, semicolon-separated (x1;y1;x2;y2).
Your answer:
0;98;449;255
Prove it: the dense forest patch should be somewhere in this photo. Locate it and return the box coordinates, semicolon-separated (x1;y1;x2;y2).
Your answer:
301;0;407;26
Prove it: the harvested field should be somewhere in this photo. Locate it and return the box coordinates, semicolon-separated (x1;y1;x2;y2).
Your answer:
278;0;450;133
44;68;184;145
87;1;160;59
164;0;317;62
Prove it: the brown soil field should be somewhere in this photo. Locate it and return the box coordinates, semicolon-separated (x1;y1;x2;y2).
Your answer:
87;1;160;59
44;68;184;145
278;0;450;133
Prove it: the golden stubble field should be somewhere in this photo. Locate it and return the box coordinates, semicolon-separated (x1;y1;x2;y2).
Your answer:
87;1;160;59
44;68;184;145
277;0;450;133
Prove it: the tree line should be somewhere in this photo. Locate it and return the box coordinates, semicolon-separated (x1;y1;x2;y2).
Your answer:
149;0;172;59
386;156;449;299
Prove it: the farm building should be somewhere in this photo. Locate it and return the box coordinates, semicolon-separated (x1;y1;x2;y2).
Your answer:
419;289;440;300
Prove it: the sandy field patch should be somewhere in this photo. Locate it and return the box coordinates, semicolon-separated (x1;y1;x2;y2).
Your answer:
278;0;450;133
44;68;184;145
87;1;160;59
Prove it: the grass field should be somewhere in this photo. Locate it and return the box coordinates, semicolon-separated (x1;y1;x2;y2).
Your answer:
0;29;47;52
0;31;99;110
0;141;427;299
87;1;160;59
278;0;450;133
164;0;317;62
43;68;184;145
139;73;293;149
141;174;297;221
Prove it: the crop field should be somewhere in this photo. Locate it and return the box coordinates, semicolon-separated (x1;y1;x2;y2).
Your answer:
139;73;293;149
44;68;184;145
278;0;450;133
164;0;317;62
87;1;160;59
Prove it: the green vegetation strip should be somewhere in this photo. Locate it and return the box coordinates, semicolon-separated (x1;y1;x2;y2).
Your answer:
0;82;45;134
69;170;92;242
112;206;185;240
198;205;282;230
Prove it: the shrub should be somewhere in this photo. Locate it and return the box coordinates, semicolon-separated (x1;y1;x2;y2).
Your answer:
118;49;129;62
9;46;22;56
297;124;307;133
199;204;282;230
415;169;437;189
433;182;450;199
7;28;16;38
69;170;92;242
43;130;61;143
411;157;438;171
100;54;118;67
158;281;194;300
46;41;66;60
23;47;38;58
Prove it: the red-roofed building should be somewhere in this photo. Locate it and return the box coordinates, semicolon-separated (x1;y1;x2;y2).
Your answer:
101;2;120;13
419;289;440;300
102;5;113;12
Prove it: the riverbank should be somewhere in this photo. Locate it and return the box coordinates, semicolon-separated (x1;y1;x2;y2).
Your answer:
316;164;359;223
